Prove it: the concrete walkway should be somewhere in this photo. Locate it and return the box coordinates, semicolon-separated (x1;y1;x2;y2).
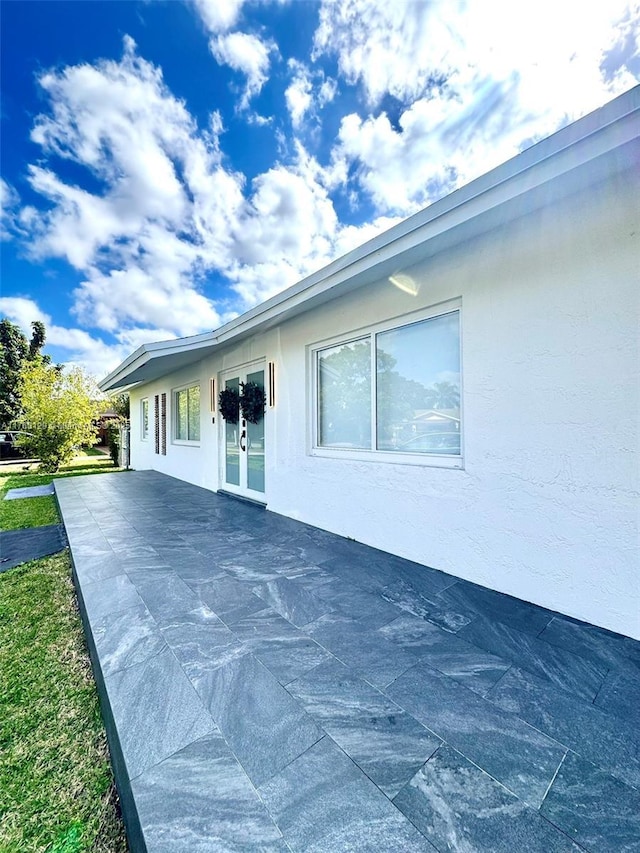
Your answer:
55;471;640;853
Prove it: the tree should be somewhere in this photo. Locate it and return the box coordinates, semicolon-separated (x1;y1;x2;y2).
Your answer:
28;321;46;359
424;380;460;410
0;319;28;428
0;319;50;427
110;392;130;419
16;361;102;472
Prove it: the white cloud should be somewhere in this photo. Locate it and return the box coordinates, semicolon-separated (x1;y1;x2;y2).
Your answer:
210;31;275;108
21;37;246;339
318;77;337;107
315;0;640;212
285;62;313;128
191;0;245;33
0;296;130;378
1;178;21;240
15;38;377;361
285;60;337;129
16;5;638;381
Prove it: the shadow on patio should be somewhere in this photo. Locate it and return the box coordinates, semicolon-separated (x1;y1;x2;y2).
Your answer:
55;471;640;852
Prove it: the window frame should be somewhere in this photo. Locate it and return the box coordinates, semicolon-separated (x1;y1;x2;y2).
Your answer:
309;301;463;469
141;397;149;441
172;382;201;445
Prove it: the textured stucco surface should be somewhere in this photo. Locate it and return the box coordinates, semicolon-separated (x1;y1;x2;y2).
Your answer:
128;152;639;640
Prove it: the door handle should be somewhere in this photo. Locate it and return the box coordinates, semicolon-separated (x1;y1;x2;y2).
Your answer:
239;429;246;452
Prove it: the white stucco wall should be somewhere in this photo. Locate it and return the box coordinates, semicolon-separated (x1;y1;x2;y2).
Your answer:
128;154;639;639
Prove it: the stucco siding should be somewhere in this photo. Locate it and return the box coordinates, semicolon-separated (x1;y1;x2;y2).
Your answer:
129;155;639;639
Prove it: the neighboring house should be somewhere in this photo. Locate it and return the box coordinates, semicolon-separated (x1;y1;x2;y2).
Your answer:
100;87;640;641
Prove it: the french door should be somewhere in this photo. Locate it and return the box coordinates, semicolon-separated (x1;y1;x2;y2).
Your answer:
220;362;266;500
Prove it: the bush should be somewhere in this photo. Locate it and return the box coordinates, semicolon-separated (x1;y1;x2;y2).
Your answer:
107;424;120;466
16;362;101;472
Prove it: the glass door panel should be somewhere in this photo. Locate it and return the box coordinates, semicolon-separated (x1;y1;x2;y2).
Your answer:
246;369;265;493
224;377;240;486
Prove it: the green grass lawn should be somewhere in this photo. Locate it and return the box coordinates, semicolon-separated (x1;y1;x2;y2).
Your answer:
1;453;124;532
0;553;128;853
0;453;129;852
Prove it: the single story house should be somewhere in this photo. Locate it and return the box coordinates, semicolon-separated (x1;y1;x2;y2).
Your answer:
100;86;640;641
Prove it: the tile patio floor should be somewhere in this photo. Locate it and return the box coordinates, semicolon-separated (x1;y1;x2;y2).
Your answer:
55;471;640;853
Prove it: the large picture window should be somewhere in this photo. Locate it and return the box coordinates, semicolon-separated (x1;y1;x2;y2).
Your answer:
174;384;200;442
314;308;461;462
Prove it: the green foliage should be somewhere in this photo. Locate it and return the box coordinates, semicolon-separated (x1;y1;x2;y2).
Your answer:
16;362;102;472
0;319;51;428
28;321;46;360
0;319;28;428
239;381;266;424
0;495;59;531
424;380;460;409
0;317;50;429
219;387;240;424
110;392;130;419
106;423;120;466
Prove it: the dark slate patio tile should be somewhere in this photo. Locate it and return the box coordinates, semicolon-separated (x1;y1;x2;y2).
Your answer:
540;751;640;853
117;552;173;572
313;577;401;627
458;615;607;702
277;536;340;567
230;608;331;685
92;604;167;676
319;555;396;593
380;578;473;633
539;616;640;676
105;647;216;780
161;537;228;557
191;653;324;786
109;540;159;560
72;551;124;584
393;562;459;597
437;580;556;635
159;606;247;679
486;666;640;787
393;745;581;853
217;557;283;583
252;576;331;627
623;635;640;663
304;613;417;689
72;539;112;556
196;575;266;625
170;553;227;586
81;573;144;621
387;663;566;807
258;736;435;852
279;564;337;588
127;568;203;622
593;669;640;726
380;614;511;695
131;731;288;852
288;658;441;797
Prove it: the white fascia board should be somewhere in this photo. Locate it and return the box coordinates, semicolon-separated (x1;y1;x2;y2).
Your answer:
100;86;639;392
208;86;640;347
98;331;218;392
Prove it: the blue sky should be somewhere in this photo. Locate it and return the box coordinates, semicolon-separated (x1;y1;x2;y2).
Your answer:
1;0;639;378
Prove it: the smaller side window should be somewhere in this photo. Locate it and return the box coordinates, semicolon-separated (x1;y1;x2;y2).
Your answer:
174;384;201;442
141;398;149;440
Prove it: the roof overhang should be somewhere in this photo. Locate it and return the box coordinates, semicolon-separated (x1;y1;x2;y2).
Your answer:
100;86;640;393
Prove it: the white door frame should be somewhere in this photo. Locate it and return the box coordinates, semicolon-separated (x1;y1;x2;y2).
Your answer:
218;359;267;501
